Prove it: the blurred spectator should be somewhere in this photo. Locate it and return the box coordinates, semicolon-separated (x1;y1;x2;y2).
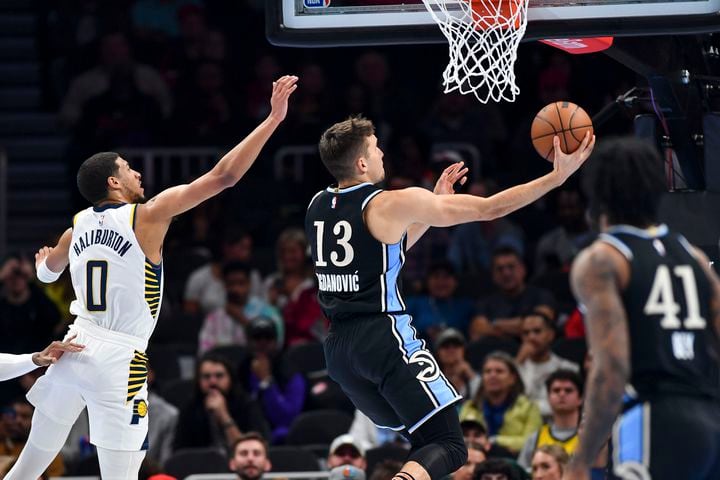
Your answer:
517;370;582;469
0;398;64;476
263;228;324;345
459;352;541;454
516;313;579;416
241;317;305;444
530;445;568;480
146;366;179;465
405;262;476;339
453;441;487;480
0;254;61;354
131;0;203;38
469;248;555;341
473;458;523;480
448;180;525;279
434;329;480;399
246;54;282;121
368;460;403;480
330;465;366;480
173;61;241;145
59;32;172;129
198;262;282;355
460;419;513;459
286;63;334;140
228;432;272;480
184;228;263;315
348;410;406;450
327;434;367;470
174;353;270;451
534;187;592;277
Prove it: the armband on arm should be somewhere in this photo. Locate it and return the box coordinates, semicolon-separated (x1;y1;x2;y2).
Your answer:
36;259;62;283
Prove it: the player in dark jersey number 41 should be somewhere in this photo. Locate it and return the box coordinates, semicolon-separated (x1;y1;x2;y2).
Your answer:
306;116;594;480
563;137;720;480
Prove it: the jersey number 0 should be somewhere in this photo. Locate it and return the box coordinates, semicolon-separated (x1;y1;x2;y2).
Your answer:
86;260;108;311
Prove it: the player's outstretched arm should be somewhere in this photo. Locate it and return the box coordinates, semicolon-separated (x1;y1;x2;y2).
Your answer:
367;133;595;245
562;243;630;480
140;75;298;222
406;161;468;250
34;228;72;282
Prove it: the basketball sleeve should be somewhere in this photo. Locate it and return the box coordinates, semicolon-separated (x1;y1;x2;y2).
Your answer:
0;353;37;381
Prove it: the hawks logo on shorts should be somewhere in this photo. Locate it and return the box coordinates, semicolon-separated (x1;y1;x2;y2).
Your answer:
127;350;148;403
409;350;440;383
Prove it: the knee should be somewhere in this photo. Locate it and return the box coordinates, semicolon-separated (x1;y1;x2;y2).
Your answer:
408;427;467;478
444;429;468;472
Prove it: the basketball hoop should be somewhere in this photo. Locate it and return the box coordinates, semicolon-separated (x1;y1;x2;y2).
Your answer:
422;0;529;103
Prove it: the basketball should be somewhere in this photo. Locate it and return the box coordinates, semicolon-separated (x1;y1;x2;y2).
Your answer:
531;101;594;161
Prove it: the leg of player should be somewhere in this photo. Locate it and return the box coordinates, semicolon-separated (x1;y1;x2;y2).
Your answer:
4;410;74;479
97;446;146;479
393;405;467;480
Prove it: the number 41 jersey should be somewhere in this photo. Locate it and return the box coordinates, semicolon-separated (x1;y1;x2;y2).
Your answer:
305;183;407;322
68;203;162;344
600;224;720;400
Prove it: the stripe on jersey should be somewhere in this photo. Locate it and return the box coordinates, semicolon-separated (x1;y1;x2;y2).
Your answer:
144;259;162;319
130;204;138;230
127;350;148;403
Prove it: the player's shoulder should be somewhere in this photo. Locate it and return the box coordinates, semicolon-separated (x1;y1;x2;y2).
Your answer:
573;240;630;288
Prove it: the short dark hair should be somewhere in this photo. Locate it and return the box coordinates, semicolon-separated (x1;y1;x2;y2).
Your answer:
582;136;666;227
231;431;268;458
318;115;375;182
522;310;555;330
545;369;584;397
491;246;523;263
222;261;251;279
77;152;120;205
473;458;518;480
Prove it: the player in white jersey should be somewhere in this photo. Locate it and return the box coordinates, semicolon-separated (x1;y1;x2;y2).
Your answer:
4;75;298;480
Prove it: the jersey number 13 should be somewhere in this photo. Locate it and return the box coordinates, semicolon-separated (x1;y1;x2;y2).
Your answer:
313;221;354;267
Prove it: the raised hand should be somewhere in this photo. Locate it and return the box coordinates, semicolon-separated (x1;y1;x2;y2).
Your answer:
269;75;299;123
32;334;85;366
552;132;596;184
433;161;469;195
34;246;53;270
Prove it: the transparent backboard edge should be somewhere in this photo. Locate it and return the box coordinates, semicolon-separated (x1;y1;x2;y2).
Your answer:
267;0;720;46
281;0;720;28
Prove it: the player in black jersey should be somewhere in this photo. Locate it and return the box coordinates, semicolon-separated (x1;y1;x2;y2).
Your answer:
306;116;594;480
563;137;720;480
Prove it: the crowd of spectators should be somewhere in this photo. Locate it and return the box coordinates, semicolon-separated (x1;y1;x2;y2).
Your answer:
0;0;645;477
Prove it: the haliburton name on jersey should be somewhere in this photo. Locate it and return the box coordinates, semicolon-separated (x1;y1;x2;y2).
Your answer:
72;228;134;257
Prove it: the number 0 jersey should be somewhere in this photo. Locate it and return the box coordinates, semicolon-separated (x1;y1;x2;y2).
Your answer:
68;203;163;344
599;224;720;400
305;183;407;322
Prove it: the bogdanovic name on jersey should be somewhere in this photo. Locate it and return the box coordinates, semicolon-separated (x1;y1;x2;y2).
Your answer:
316;272;360;293
72;228;134;258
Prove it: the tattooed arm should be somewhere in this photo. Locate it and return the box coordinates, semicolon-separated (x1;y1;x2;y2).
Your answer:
563;242;631;480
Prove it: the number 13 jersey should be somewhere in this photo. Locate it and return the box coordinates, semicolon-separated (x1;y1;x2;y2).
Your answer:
599;224;720;401
306;183;407;322
68;203;162;344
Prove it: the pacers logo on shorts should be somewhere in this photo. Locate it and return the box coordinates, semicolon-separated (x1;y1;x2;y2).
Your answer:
130;399;148;425
408;350;440;383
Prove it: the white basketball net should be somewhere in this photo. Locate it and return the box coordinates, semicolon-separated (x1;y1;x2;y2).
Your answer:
422;0;529;103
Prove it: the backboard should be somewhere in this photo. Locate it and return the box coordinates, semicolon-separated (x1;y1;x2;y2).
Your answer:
267;0;720;47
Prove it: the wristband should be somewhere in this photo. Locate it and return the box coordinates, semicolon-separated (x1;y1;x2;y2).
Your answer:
36;259;62;283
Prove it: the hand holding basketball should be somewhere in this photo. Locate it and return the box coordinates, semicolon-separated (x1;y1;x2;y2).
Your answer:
550;131;595;184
